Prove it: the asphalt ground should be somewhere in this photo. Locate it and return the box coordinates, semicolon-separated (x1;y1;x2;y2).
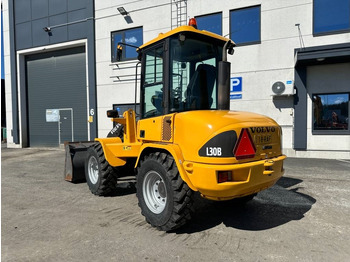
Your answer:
1;145;350;261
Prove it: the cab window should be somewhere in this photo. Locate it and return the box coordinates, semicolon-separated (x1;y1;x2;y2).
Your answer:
170;37;222;113
142;46;164;118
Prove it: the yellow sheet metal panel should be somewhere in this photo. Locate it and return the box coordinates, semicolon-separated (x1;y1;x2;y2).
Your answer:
134;143;197;191
123;109;137;143
137;114;175;143
106;143;142;158
183;155;286;200
95;137;126;167
96;137;142;167
173;110;282;164
137;116;163;142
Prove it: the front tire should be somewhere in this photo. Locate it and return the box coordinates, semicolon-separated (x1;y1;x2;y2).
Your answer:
136;152;194;231
85;143;118;196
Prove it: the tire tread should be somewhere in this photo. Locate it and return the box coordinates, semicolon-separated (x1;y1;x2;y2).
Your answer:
87;143;118;196
137;152;194;231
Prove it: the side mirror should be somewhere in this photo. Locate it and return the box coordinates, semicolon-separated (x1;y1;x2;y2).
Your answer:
222;40;236;61
107;109;119;118
228;47;235;55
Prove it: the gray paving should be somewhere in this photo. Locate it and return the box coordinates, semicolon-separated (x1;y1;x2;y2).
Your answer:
1;145;350;261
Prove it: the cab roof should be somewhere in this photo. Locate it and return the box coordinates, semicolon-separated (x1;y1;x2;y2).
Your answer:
138;25;233;51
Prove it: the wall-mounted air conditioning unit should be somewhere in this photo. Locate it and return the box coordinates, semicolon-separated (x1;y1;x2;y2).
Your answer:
271;80;295;96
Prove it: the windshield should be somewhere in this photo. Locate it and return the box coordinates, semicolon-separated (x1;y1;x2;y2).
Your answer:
141;34;224;119
170;36;222;112
170;36;222;113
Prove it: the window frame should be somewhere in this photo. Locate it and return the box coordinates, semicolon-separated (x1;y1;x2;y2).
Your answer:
312;92;350;135
169;35;222;113
313;0;350;36
195;12;223;35
111;27;143;62
229;5;261;47
140;42;167;119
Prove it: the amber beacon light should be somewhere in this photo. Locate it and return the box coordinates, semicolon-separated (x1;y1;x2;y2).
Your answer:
188;18;198;29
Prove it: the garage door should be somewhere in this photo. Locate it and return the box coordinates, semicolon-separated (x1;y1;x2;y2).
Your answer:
26;46;88;147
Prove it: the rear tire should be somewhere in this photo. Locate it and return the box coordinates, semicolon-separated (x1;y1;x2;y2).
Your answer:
136;152;194;231
85;143;118;196
220;193;256;205
237;193;256;203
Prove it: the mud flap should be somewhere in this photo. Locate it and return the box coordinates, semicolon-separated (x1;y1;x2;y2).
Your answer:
64;141;97;183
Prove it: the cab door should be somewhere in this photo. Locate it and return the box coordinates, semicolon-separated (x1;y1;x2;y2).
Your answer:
140;44;166;119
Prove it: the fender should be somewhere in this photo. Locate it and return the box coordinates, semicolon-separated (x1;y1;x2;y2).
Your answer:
135;143;197;192
95;137;127;167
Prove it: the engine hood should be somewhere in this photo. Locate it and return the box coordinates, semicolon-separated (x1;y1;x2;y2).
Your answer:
173;110;282;164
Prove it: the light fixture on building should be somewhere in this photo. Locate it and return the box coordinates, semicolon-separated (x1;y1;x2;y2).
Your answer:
317;58;325;62
117;7;133;24
117;7;129;16
43;27;51;33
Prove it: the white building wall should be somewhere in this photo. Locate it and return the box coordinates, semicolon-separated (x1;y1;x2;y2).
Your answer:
94;0;168;135
190;0;350;158
3;1;17;147
94;1;350;158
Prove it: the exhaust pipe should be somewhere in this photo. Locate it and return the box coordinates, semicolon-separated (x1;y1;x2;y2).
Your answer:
218;40;235;110
218;61;231;110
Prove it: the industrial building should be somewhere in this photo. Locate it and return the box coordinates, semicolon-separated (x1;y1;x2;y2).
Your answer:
3;0;350;159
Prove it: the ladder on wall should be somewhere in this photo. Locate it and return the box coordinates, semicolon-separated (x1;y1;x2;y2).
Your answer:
171;0;187;29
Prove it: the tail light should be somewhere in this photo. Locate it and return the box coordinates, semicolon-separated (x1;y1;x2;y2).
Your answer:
233;128;256;160
218;171;232;183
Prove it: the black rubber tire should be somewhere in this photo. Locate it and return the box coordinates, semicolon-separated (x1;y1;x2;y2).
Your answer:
136;152;194;231
236;193;256;203
85;143;118;196
222;193;257;205
107;123;124;141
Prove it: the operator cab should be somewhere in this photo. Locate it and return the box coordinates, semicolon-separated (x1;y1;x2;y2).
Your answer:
138;24;233;119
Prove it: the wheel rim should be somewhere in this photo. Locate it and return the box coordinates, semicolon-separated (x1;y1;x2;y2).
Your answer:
143;171;167;214
87;155;99;184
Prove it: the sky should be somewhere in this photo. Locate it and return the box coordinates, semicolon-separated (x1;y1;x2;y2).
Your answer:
319;93;348;106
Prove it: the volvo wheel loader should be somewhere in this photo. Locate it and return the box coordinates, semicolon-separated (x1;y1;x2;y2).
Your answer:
65;19;286;231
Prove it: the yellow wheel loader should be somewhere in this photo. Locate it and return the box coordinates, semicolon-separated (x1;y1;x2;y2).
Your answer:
65;19;286;231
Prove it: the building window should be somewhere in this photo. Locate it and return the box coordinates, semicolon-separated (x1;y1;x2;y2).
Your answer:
230;6;261;45
195;13;222;35
111;27;143;62
314;0;350;35
313;93;349;131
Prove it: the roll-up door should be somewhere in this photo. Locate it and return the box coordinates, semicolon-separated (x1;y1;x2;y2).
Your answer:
26;46;88;147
